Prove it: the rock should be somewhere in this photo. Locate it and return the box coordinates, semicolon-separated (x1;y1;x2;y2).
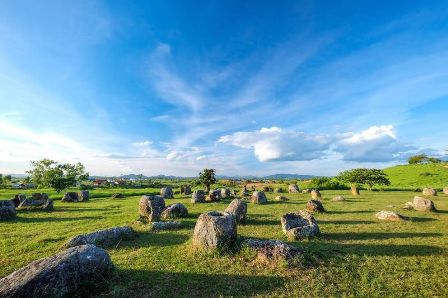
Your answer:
403;202;414;210
375;211;408;221
281;210;320;240
332;195;345;202
220;188;231;199
31;193;49;201
262;186;273;192
18;198;54;211
152;221;182;230
443;187;448;194
413;196;436;212
306;200;325;213
288;184;300;193
207;189;222;201
240;188;250;197
351;185;360;195
225;199;247;223
12;194;26;207
302;189;309;193
191;190;206;203
139;195;166;222
274;195;288;202
251;191;267;204
181;185;192;195
160;186;174;199
0;244;113;297
112;193;124;199
0;200;16;220
161;203;188;219
79;190;89;202
274;187;284;193
243;239;303;263
66;226;134;248
192;211;237;251
61;192;79;202
422;187;437;196
311;189;321;199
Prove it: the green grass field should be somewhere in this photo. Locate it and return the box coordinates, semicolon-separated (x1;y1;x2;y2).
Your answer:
384;163;448;189
1;189;448;297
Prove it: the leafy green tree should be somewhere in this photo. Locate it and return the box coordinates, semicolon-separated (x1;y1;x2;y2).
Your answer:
26;159;89;193
408;154;442;164
198;168;216;192
337;168;390;191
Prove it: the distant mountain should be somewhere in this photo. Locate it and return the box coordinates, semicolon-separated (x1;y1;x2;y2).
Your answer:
262;174;315;180
90;173;315;180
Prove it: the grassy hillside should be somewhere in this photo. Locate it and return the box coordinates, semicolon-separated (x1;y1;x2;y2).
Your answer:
383;163;448;189
1;188;448;296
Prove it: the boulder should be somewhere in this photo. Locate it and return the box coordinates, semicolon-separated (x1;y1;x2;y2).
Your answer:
192;211;237;251
0;200;16;220
79;190;89;202
31;193;49;201
12;194;26;207
61;192;79;202
413;196;436;212
262;186;273;192
66;226;134;248
274;195;288;202
161;203;188;219
112;193;124;199
351;185;360;195
422;187;437;196
0;244;113;297
220;188;231;199
160;186;174;199
332;195;345;202
243;239;303;263
306;199;325;213
152;221;182;230
181;185;192;195
191;190;206;203
225;199;247;223
240;188;250;197
274;187;284;193
288;184;300;193
302;189;311;193
18;198;54;211
375;211;408;221
311;189;321;199
403;201;414;210
251;191;267;204
443;187;448;194
281;210;319;240
207;189;222;201
139;195;166;222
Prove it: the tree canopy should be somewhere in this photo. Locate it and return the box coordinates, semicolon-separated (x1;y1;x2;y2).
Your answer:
337;168;390;191
26;159;89;193
408;154;442;164
198;168;216;192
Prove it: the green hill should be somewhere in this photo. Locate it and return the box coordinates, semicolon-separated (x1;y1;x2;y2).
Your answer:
383;162;448;189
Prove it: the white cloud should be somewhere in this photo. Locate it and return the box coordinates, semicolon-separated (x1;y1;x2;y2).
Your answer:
219;126;332;162
334;125;415;162
219;125;415;163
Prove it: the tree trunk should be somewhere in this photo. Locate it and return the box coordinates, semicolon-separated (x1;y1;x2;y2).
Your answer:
351;185;360;195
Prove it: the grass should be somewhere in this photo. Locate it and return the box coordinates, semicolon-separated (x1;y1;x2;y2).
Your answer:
383;162;448;189
1;188;448;297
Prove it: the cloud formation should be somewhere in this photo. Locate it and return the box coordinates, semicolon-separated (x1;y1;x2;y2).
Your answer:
219;125;414;163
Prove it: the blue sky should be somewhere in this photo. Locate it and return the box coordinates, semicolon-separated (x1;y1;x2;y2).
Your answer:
0;0;447;176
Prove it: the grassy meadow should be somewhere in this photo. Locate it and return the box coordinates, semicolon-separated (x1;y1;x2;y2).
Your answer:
1;187;448;297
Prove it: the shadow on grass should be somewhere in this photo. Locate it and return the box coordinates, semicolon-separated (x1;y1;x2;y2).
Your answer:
244;218;279;226
56;205;121;213
322;232;442;241
319;220;376;225
3;215;103;224
304;242;444;257
110;269;286;297
410;217;437;222
116;231;189;249
326;210;373;214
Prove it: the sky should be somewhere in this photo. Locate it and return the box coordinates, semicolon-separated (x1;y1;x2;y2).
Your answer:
0;0;447;177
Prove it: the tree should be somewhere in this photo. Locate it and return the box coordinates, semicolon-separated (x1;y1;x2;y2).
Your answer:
26;159;89;193
408;154;442;164
198;168;216;192
337;168;390;191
